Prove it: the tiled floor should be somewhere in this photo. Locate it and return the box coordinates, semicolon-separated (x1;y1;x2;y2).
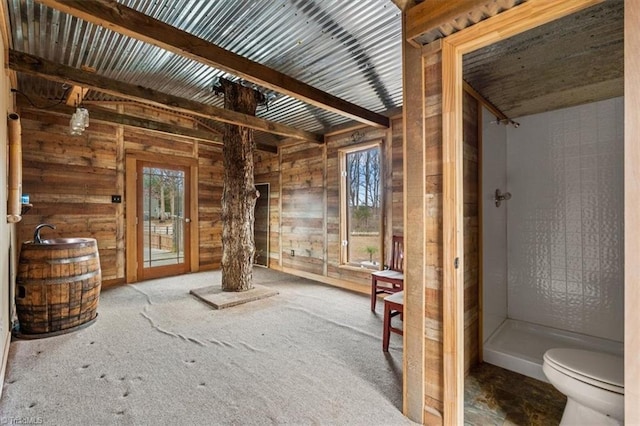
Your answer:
465;363;566;425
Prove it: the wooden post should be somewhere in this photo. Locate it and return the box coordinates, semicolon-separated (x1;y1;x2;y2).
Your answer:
7;112;22;223
220;79;260;292
625;0;640;421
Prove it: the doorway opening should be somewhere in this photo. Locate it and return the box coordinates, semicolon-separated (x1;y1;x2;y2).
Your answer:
254;183;269;267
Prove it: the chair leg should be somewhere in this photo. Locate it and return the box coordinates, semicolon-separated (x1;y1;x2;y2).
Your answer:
371;276;377;312
383;301;391;352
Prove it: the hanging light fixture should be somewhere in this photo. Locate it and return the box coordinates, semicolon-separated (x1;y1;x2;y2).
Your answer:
69;91;89;135
69;106;89;135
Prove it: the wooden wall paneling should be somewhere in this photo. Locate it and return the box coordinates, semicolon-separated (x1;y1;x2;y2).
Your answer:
18;109;120;282
462;91;479;373
197;142;224;270
278;146;283;269
279;142;325;275
325;134;345;271
402;12;427;421
422;50;445;422
18;105;222;284
625;0;640;422
125;156;137;283
123;129;195;157
322;141;328;277
254;149;281;267
190;153;200;273
442;38;465;426
391;116;404;236
115;105;125;284
477;98;484;361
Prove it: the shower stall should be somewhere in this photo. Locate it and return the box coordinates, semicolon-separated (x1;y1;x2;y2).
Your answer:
481;98;625;382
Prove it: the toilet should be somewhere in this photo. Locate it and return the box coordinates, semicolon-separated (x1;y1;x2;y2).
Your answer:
543;348;624;425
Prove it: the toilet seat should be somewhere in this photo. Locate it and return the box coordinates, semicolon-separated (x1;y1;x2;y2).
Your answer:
543;348;624;395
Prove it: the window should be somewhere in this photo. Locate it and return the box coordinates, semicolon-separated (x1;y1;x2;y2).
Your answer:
340;142;382;269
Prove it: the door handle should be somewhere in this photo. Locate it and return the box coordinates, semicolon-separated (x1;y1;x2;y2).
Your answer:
185;218;191;223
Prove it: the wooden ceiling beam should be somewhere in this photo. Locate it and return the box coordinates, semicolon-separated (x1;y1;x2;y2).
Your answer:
17;96;278;154
406;0;490;43
35;0;390;129
9;50;322;144
391;0;417;12
65;84;88;107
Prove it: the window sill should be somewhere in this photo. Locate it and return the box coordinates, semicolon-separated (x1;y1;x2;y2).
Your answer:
338;264;381;273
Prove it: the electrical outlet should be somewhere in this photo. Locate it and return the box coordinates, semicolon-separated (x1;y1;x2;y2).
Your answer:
111;195;122;203
290;249;295;257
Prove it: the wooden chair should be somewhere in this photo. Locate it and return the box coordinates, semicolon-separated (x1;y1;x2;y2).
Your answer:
370;235;404;312
383;290;404;352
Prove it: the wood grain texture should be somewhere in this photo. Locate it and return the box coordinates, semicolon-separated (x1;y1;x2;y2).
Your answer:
403;17;428;420
279;143;325;276
9;50;322;143
442;38;465;425
463;0;621;118
463;91;479;373
624;0;640;422
419;49;447;423
18;106;225;282
35;0;389;128
406;0;490;42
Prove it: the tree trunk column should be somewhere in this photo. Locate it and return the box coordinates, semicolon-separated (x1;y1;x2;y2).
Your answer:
221;79;260;292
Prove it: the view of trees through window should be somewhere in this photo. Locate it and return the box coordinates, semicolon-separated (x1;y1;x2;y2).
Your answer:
142;166;186;268
344;145;381;269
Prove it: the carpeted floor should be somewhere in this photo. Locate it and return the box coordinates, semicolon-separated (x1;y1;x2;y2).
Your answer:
0;268;413;425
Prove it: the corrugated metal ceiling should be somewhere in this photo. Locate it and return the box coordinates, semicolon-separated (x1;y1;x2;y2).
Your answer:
7;0;403;135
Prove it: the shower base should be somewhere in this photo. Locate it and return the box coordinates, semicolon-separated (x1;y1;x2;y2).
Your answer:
483;319;623;382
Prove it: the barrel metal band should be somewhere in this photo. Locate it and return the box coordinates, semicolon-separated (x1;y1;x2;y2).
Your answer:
16;269;100;285
45;253;98;264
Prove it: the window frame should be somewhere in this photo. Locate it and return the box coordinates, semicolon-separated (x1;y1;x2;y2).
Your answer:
338;140;384;270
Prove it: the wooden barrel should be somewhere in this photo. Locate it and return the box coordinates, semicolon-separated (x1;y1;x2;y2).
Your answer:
16;238;101;336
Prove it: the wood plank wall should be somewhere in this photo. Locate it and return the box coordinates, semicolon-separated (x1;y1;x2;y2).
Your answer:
278;142;325;275
19;109;121;281
391;117;404;236
254;149;280;266
423;50;445;415
254;119;403;291
421;53;481;419
19;103;402;291
463;91;480;373
195;142;224;269
17;105;225;284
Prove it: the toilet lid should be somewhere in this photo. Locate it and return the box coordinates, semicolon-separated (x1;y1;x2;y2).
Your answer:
544;348;624;394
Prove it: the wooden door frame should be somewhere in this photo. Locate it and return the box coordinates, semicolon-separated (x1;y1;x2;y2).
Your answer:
254;182;270;267
125;151;199;283
439;0;604;423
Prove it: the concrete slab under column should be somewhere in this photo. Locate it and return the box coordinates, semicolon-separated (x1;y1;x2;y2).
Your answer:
190;284;278;309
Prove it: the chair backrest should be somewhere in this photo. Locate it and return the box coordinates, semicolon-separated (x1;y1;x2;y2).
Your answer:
388;235;403;272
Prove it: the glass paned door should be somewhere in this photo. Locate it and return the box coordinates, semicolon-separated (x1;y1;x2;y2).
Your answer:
138;162;190;279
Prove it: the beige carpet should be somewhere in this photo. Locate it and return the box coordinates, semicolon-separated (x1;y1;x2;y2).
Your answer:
0;268;412;425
